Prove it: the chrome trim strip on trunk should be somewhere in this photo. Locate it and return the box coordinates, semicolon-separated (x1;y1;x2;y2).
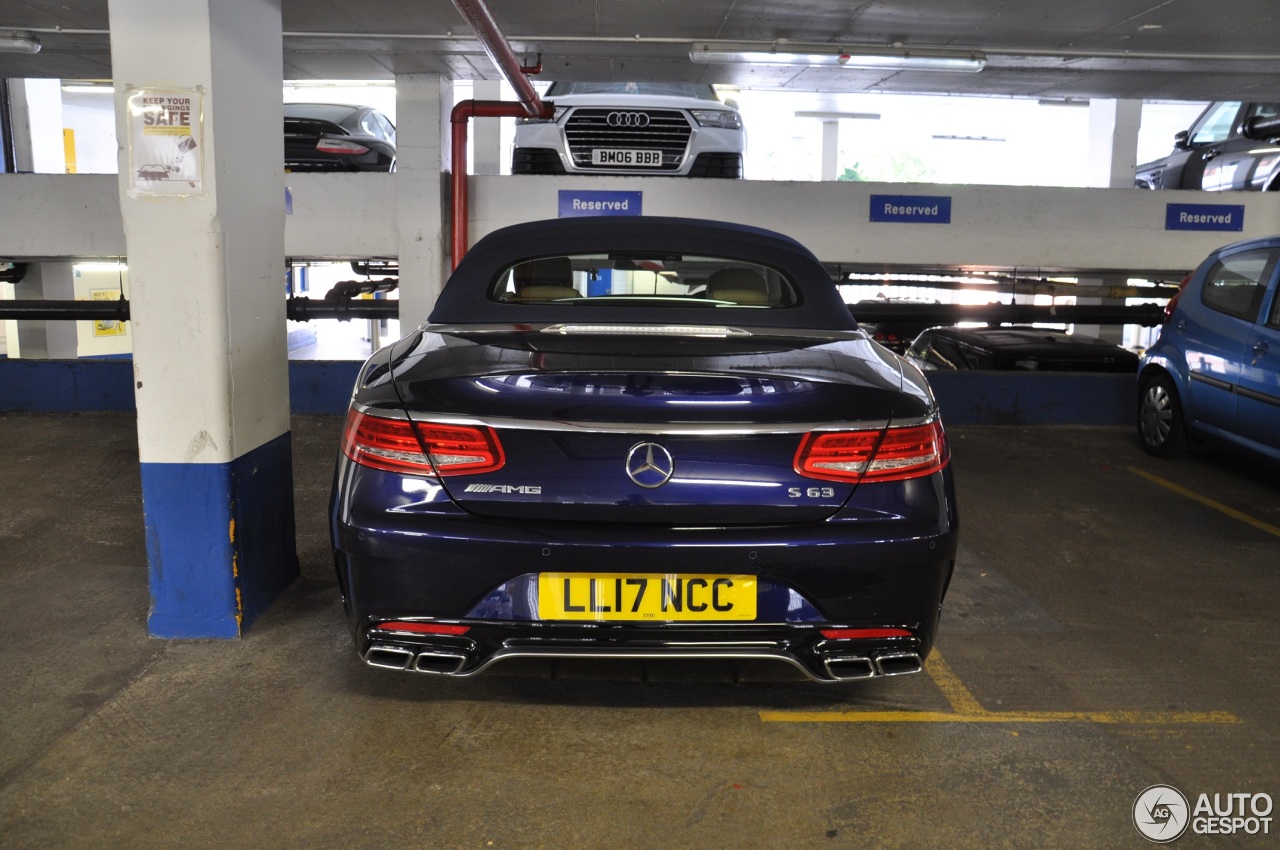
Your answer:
351;401;933;436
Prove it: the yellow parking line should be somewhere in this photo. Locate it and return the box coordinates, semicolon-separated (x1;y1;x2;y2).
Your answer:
924;649;987;715
758;709;1242;724
758;650;1242;725
1129;466;1280;539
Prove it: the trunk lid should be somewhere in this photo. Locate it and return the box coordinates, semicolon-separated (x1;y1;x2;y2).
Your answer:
390;329;923;524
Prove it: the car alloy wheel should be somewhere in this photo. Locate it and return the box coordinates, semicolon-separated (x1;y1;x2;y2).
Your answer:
1138;373;1187;458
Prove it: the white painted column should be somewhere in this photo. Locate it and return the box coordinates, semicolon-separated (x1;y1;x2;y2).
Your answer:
473;80;503;176
821;120;839;181
109;0;296;638
1087;99;1143;189
8;79;66;173
13;262;77;358
395;74;451;329
1080;99;1144;343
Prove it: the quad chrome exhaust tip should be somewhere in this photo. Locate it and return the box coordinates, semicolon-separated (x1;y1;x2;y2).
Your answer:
363;645;467;676
873;651;924;677
822;651;923;681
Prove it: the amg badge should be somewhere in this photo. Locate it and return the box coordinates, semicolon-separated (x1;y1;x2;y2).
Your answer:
463;484;542;495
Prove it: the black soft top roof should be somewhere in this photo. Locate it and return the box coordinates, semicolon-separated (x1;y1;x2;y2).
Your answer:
427;217;858;331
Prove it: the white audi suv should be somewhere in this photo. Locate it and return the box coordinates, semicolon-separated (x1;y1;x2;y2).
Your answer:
512;82;745;178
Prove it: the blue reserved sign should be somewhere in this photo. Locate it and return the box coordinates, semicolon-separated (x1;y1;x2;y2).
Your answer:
870;194;952;224
1165;203;1244;232
558;190;643;218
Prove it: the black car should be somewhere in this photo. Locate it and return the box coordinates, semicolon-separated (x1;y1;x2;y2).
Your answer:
284;103;396;172
1135;101;1280;191
853;297;942;353
904;327;1140;372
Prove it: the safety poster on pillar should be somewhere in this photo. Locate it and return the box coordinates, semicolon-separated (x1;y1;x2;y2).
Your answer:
124;88;205;197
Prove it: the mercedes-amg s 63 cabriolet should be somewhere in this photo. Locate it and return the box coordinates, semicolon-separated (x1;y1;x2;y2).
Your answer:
330;217;958;683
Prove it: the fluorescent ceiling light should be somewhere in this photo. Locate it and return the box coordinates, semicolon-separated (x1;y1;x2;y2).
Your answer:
933;134;1006;142
691;42;985;73
0;30;41;54
61;83;113;94
794;111;881;121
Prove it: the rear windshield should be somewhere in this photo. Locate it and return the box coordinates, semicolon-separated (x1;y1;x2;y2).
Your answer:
490;253;800;309
546;82;720;100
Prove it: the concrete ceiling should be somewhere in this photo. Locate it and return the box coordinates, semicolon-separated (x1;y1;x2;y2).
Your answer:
3;1;1280;101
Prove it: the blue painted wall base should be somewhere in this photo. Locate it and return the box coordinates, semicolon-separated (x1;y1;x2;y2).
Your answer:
924;371;1134;426
0;358;361;414
0;358;1136;426
142;432;299;638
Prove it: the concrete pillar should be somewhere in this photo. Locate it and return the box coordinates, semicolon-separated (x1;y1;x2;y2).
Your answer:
1087;99;1142;189
821;120;839;181
14;262;77;358
8;78;66;173
395;74;451;329
1080;99;1143;344
473;80;503;176
108;0;297;638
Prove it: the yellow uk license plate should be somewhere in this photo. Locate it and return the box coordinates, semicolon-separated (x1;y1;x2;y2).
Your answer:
537;573;757;622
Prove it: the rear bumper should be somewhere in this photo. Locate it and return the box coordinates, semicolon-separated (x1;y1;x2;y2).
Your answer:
332;456;957;681
333;503;956;681
358;620;928;683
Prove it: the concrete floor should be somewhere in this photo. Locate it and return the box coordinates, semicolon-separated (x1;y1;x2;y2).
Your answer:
1;413;1276;849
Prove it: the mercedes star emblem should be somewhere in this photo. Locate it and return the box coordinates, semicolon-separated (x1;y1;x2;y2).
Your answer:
625;442;675;488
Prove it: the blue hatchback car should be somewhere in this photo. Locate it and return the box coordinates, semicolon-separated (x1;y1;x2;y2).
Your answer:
330;217;958;683
1138;235;1280;461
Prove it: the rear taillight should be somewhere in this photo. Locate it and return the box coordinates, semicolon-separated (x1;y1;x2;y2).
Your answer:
416;422;506;475
794;420;949;484
315;137;370;155
341;409;505;476
1163;273;1191;325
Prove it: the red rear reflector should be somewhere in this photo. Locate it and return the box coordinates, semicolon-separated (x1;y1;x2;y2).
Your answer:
376;621;470;636
795;420;948;484
315;138;370;155
821;628;913;640
342;409;505;476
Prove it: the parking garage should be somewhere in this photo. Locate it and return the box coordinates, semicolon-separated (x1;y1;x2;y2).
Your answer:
2;2;1279;848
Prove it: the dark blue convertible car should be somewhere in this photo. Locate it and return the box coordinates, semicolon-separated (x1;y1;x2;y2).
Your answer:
330;217;958;682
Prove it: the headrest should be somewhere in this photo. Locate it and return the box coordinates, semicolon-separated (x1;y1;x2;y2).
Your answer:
512;284;580;301
514;256;573;288
706;268;770;304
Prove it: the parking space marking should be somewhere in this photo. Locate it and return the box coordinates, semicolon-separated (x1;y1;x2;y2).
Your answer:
924;648;986;714
758;709;1242;724
1129;466;1280;540
758;650;1243;725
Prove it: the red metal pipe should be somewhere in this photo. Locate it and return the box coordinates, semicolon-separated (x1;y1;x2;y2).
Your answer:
450;100;541;269
448;0;555;268
450;0;549;119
